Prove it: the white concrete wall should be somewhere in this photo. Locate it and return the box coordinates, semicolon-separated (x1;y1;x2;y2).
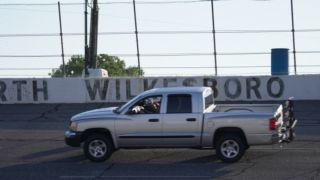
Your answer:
0;75;319;104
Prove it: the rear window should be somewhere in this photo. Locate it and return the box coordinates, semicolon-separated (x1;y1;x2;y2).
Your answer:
205;94;214;109
167;94;192;113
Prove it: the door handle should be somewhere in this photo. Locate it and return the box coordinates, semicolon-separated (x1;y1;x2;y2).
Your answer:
148;119;159;122
186;118;196;122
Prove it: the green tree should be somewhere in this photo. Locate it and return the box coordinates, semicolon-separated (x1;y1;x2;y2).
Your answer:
50;54;143;77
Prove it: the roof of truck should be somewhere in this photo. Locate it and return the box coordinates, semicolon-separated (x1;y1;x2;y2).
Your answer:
144;86;210;95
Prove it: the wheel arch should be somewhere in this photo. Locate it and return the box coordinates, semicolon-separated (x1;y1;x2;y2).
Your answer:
213;127;249;149
81;128;118;149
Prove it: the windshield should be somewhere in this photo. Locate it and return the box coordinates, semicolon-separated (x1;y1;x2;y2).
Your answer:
115;94;143;113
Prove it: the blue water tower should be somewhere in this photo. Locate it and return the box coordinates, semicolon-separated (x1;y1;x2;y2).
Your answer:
271;48;289;75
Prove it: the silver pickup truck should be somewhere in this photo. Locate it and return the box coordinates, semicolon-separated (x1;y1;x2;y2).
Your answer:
65;87;297;163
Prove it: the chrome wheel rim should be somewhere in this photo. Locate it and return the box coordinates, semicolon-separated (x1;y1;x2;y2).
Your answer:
220;140;239;159
88;140;107;158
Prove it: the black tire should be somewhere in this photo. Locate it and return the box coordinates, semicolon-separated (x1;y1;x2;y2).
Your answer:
83;134;114;162
215;134;245;163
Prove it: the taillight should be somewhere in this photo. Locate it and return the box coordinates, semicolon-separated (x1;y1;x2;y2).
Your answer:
269;118;276;130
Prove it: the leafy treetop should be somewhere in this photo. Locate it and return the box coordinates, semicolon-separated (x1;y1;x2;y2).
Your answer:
50;54;143;77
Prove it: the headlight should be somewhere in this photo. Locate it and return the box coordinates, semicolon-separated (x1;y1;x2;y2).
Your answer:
69;122;78;131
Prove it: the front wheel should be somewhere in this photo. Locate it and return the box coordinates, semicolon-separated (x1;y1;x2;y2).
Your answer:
83;134;114;162
215;134;245;163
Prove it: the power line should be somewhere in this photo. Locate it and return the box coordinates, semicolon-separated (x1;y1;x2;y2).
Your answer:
0;33;81;37
121;0;210;4
1;50;320;58
143;66;268;69
123;51;320;56
142;65;320;69
0;1;209;6
1;71;318;77
2;29;320;38
0;75;51;77
0;55;73;58
144;72;273;76
1;64;319;70
0;68;56;70
0;2;88;6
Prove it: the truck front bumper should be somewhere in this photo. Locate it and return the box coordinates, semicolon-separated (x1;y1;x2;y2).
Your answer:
65;130;82;147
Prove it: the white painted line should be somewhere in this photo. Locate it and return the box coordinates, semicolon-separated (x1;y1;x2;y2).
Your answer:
60;176;211;179
250;147;320;151
59;176;95;179
101;176;211;179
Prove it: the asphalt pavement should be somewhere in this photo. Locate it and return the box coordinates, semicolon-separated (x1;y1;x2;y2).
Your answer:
0;101;320;180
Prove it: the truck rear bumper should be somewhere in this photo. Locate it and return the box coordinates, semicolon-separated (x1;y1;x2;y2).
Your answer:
247;133;279;145
65;131;82;147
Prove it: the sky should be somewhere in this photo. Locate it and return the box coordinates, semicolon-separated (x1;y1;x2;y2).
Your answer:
0;0;320;77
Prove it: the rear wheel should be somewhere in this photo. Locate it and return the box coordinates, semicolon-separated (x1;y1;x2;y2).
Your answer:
83;134;114;162
215;134;245;163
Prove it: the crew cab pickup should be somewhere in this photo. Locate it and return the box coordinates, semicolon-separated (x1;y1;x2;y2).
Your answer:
65;87;297;162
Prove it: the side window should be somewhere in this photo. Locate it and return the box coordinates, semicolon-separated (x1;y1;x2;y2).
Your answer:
129;96;162;114
167;94;192;114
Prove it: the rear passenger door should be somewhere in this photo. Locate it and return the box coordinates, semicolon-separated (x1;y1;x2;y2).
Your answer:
162;94;202;147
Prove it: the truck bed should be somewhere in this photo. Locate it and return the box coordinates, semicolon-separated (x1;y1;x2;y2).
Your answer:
213;104;280;113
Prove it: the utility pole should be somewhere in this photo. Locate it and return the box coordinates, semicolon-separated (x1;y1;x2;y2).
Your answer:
84;0;89;75
58;1;66;77
290;0;297;75
88;0;99;68
210;0;218;76
133;0;141;76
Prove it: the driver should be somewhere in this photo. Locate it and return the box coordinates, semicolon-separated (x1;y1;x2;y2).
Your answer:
144;98;160;113
131;97;161;114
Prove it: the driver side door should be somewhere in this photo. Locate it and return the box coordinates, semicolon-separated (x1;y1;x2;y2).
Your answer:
115;95;163;147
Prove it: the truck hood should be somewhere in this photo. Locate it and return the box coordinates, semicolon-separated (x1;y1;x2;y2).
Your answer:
71;107;118;122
